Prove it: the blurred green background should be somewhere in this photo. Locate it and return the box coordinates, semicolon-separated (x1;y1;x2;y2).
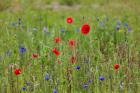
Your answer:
0;0;140;13
0;0;139;32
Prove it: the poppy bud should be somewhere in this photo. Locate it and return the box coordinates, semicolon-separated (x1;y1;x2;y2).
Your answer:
70;56;76;63
32;53;39;58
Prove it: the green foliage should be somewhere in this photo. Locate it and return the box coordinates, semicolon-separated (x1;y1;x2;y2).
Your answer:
0;0;140;93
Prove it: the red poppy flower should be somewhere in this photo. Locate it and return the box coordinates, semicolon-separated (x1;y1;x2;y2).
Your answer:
81;24;90;35
70;56;76;63
14;68;21;75
114;64;120;70
69;39;75;46
32;53;39;58
54;37;61;43
52;48;60;56
67;17;73;24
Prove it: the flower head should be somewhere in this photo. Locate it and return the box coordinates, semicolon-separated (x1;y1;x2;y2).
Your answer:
14;68;21;75
32;53;39;58
69;39;75;46
128;27;132;32
82;84;88;88
76;66;80;70
45;74;50;81
81;24;90;35
117;20;122;25
76;28;80;32
52;48;60;56
22;86;27;91
114;64;120;70
53;89;58;93
99;76;105;81
124;22;129;27
67;17;73;24
87;80;92;84
116;25;120;31
70;56;76;63
19;47;26;54
61;28;65;33
54;37;61;43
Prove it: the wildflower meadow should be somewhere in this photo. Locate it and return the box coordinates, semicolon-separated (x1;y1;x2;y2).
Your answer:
0;0;140;93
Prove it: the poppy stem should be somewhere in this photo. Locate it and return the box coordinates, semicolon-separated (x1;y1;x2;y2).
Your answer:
66;67;72;93
9;67;14;93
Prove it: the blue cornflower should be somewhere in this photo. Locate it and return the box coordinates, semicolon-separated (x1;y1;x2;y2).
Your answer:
76;66;80;70
53;89;58;93
82;84;88;88
117;20;122;25
116;25;120;31
87;80;92;84
45;74;50;81
19;47;26;54
128;27;132;32
82;80;92;88
22;86;27;91
124;22;129;27
99;76;105;81
60;28;65;33
76;28;80;32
